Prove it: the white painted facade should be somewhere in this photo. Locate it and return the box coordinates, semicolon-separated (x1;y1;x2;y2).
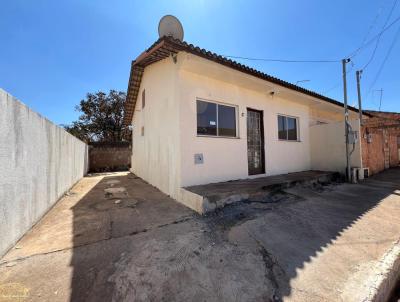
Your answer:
131;52;362;211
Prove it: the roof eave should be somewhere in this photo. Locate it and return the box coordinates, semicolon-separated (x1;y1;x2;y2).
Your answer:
123;37;372;125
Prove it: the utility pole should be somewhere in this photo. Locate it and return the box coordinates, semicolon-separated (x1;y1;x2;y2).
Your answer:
356;70;363;125
356;70;364;179
342;58;351;182
378;88;383;111
372;89;384;111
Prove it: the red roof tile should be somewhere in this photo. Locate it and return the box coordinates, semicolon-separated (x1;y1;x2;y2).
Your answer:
124;36;367;125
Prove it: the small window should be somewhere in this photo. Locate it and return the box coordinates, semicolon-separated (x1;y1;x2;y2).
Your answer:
197;100;237;137
141;126;144;136
142;89;145;109
277;115;298;141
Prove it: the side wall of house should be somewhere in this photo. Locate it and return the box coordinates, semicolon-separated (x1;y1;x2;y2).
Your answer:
177;70;312;187
0;89;88;257
310;119;362;173
130;58;181;198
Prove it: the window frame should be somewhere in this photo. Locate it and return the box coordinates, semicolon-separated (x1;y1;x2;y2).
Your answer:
277;114;300;142
141;89;145;109
196;98;239;139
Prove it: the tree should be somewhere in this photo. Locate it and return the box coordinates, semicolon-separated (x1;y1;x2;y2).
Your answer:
63;90;131;143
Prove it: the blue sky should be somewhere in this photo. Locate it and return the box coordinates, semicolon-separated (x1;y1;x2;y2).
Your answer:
1;0;399;125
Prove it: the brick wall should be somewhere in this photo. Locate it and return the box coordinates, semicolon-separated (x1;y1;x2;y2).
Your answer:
389;133;399;167
89;142;131;173
361;112;400;175
365;110;400;120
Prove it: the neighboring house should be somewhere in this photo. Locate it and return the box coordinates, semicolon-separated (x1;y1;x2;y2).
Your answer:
361;110;400;175
123;36;368;213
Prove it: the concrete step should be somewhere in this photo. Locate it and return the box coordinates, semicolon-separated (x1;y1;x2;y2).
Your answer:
182;171;341;213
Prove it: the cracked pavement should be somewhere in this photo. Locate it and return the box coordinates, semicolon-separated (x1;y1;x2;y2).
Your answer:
1;169;400;301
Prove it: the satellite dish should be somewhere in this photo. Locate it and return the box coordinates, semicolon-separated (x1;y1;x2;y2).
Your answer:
158;15;184;41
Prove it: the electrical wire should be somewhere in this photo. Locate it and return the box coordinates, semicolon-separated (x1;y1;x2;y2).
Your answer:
360;5;385;46
222;12;400;63
321;63;355;95
218;11;400;104
222;14;400;65
348;14;400;58
348;5;384;61
360;0;398;71
365;23;400;98
222;55;340;63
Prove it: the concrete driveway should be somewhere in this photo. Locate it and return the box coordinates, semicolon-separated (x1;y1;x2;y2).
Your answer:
1;169;400;302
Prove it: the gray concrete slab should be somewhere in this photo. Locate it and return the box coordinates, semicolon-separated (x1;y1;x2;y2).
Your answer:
0;169;400;301
185;170;338;196
185;170;340;210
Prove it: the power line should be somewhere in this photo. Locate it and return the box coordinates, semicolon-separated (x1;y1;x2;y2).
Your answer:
360;5;385;46
348;5;385;59
374;89;384;111
366;23;400;96
322;62;355;95
348;14;400;58
220;12;400;105
221;13;400;65
222;55;340;63
361;0;398;71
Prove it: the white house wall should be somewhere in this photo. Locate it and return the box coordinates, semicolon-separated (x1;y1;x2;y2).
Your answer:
130;51;364;210
178;69;312;187
131;58;181;199
310;119;362;173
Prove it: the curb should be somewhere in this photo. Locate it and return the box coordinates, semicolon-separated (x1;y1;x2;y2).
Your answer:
362;239;400;302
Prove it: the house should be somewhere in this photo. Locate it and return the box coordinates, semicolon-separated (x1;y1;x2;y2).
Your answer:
361;110;400;175
123;36;368;213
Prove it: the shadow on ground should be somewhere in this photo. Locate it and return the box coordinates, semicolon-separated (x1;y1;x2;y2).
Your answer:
66;168;400;301
69;173;194;301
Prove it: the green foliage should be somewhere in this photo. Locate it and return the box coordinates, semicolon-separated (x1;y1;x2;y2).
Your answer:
63;90;131;142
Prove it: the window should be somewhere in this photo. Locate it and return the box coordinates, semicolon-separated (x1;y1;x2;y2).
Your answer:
277;115;298;141
197;100;237;137
218;104;236;137
142;89;145;109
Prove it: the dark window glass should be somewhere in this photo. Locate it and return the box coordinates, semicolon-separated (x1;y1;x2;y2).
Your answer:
197;100;237;137
218;104;236;137
278;115;287;140
142;89;145;109
278;115;298;141
287;117;297;140
197;100;217;135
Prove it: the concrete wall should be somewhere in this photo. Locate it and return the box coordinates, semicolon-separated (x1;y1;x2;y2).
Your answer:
0;89;88;256
310;119;362;173
130;58;182;199
89;142;131;172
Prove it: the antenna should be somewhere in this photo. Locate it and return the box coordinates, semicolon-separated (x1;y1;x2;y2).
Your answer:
158;15;184;41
